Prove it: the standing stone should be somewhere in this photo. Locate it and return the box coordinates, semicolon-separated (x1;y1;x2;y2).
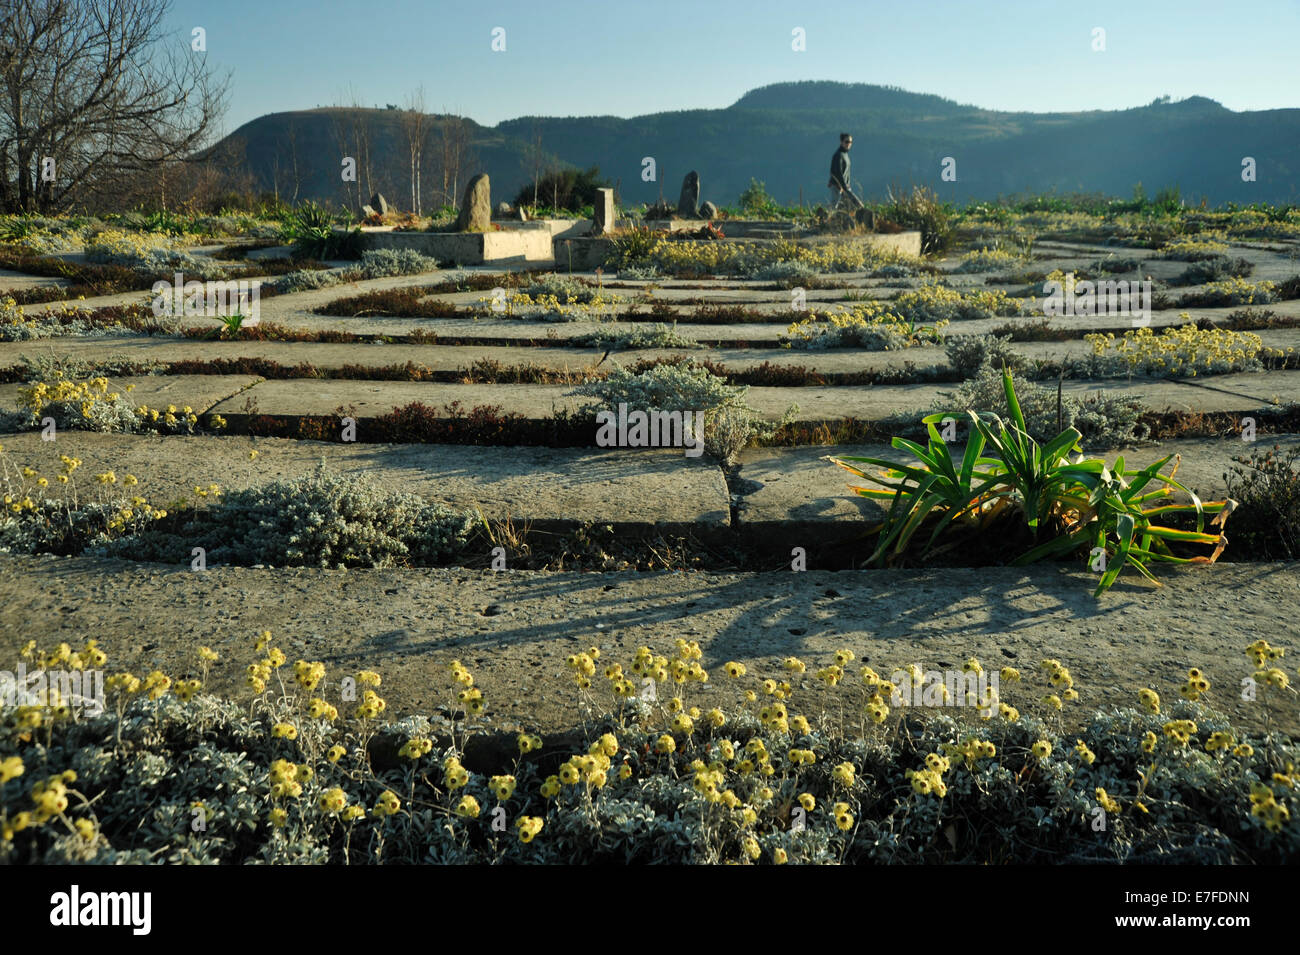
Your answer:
455;173;492;232
593;187;615;234
370;192;389;216
677;171;700;218
360;204;378;219
699;200;719;220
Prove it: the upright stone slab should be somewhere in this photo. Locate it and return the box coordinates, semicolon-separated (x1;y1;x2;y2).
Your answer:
593;188;615;234
677;171;700;218
699;200;719;220
455;173;492;232
370;192;389;216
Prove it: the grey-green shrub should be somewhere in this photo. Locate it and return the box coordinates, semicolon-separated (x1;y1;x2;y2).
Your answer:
100;466;476;568
269;269;346;293
524;275;601;304
566;361;793;463
945;334;1025;378
358;248;440;279
934;367;1148;447
4;691;1293;864
571;322;699;350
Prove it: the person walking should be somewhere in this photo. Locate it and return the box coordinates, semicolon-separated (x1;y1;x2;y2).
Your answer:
828;133;864;211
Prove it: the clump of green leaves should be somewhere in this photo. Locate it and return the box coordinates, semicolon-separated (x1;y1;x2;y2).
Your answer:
832;369;1229;594
281;202;362;260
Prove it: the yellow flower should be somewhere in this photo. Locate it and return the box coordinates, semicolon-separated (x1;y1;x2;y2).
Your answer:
456;795;481;818
271;722;298;740
1031;740;1052;760
327;745;346;763
655;734;676;755
318;788;347;814
490;775;517;801
0;756;24;784
773;847;789;864
516;816;543;843
267;808;287;828
373;790;401;817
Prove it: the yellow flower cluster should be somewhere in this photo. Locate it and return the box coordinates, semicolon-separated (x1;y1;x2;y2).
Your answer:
398;737;433;760
1180;667;1211;701
1138;688;1161;714
354;688;387;720
907;753;950;797
443;756;470;789
0;756;25;784
1041;658;1080;703
475;290;624;321
446;659;483;714
1154;235;1228;258
307;698;338;720
621;234;913;277
19;376;112;416
1095;787;1121;814
292;659;325;691
958;247;1024;270
785;299;947;349
1250;783;1291;832
516;815;543;843
1162;719;1198;746
373;790;401;817
489;775;517;801
1246;639;1285;667
318;787;347;814
1085;322;1280;377
1205;731;1235;753
861;665;894;724
267;759;307;799
1200;276;1278;306
941;736;996;769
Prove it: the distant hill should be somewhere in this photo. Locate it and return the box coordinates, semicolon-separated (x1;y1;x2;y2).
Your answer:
209;82;1300;210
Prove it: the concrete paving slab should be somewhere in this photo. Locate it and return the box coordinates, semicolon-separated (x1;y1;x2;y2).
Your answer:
0;431;730;529
0;373;261;415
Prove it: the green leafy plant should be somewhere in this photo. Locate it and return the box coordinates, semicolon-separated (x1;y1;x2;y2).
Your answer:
281;201;362;260
829;368;1234;594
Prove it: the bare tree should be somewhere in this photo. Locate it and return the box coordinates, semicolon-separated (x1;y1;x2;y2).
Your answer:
271;118;302;205
399;87;429;215
0;0;229;213
348;92;374;206
435;108;474;210
530;121;543;208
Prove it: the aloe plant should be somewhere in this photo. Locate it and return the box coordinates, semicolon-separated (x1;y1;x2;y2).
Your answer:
828;368;1234;595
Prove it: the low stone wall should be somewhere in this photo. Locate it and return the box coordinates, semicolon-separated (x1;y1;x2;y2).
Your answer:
358;226;921;271
360;228;555;267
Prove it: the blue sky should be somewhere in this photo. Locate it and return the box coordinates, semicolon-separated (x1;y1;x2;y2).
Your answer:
167;0;1300;135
